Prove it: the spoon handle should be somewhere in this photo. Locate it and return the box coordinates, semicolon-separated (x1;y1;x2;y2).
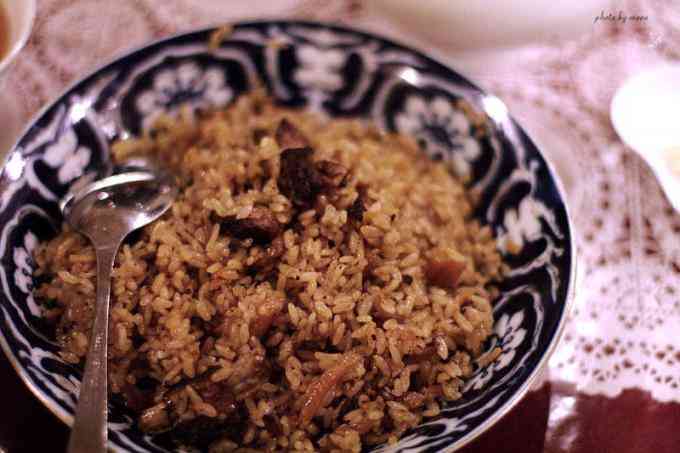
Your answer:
67;245;119;453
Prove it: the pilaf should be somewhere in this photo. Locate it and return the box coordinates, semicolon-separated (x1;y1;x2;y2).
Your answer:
34;90;505;452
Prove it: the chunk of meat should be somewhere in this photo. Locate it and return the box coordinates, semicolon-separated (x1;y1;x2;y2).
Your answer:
404;345;437;366
196;381;238;414
275;118;309;149
299;352;361;424
316;160;348;189
348;197;365;223
348;186;368;223
424;259;466;289
216;206;281;244
277;147;321;208
277;146;349;209
138;370;237;433
139;401;171;433
249;236;285;273
120;372;157;413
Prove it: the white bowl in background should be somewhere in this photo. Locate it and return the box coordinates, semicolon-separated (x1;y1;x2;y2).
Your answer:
0;0;36;76
0;0;36;156
367;0;613;51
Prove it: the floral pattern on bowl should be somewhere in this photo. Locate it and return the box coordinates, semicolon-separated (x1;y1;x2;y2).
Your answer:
135;61;233;130
0;21;574;452
394;96;481;177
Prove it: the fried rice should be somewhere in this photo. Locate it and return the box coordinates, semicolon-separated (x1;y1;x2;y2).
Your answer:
33;90;505;452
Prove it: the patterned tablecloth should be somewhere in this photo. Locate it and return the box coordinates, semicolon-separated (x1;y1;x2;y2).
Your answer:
2;0;680;452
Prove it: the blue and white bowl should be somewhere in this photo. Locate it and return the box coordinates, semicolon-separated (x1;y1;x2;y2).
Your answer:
0;21;575;452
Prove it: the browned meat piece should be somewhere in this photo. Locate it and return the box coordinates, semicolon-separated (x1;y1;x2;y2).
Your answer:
216;206;281;244
121;383;155;413
195;381;238;414
249;236;285;273
138;369;237;433
139;401;171;433
275;118;309;149
277;147;321;208
404;345;437;366
424;259;466;289
347;197;365;223
275;119;348;209
316;160;348;188
348;185;368;223
120;359;158;413
299;352;361;424
277;147;349;209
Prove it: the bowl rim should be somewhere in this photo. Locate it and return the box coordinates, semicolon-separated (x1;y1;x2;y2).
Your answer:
0;19;577;452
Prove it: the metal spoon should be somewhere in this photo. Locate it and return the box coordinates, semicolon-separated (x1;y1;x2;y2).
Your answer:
63;169;177;453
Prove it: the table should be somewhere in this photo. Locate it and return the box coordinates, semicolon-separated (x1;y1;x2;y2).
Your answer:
2;0;680;451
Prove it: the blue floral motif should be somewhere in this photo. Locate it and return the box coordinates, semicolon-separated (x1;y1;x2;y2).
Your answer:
494;311;528;368
135;62;232;130
42;127;92;185
466;311;528;392
294;43;347;110
13;232;37;294
395;95;481;177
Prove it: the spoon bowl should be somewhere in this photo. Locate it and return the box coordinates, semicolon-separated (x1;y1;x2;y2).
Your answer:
63;171;177;247
611;64;680;212
63;169;176;453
